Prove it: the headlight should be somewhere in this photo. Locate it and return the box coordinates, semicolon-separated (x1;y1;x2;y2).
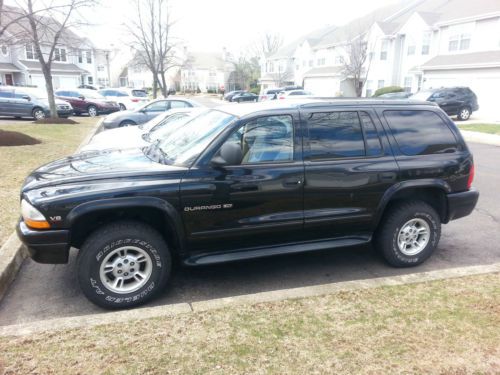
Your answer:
21;200;50;229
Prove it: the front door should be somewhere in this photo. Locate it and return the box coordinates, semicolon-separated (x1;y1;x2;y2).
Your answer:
4;74;13;86
301;108;398;239
180;113;305;253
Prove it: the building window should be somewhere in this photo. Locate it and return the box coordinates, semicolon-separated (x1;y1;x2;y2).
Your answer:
86;51;92;64
449;33;471;51
317;58;325;66
54;48;67;62
88;76;93;85
295;64;300;70
421;32;431;55
269;61;274;72
97;65;105;72
0;45;8;56
78;50;83;63
407;45;416;55
334;55;344;65
404;76;412;92
309;60;313;67
25;44;38;60
365;80;373;97
380;40;388;60
378;80;385;89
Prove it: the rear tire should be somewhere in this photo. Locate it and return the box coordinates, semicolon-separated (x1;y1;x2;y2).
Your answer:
375;201;441;267
77;221;172;309
87;105;98;117
119;103;126;111
457;106;471;121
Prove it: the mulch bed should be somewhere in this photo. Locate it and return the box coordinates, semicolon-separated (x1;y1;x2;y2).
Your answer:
0;130;41;146
33;118;79;125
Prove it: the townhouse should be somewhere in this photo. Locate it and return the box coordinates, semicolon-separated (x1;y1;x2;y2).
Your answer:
259;0;500;117
0;6;112;90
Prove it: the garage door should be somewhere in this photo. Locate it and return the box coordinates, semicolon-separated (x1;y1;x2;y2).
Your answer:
304;77;338;96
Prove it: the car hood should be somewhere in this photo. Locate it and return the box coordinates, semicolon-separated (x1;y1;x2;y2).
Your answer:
22;148;184;192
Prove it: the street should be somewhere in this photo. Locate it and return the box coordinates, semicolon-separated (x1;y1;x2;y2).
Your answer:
0;134;498;326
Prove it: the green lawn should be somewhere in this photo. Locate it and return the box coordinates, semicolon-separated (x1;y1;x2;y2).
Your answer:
0;117;97;247
458;123;500;135
0;273;498;375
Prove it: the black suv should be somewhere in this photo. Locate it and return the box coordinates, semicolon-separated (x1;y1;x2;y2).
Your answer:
17;100;479;309
411;87;479;121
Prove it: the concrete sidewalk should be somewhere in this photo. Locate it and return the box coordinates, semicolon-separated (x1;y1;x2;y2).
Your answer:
460;130;500;147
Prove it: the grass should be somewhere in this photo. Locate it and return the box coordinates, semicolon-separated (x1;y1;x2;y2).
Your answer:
458;123;500;135
0;273;498;374
0;117;97;247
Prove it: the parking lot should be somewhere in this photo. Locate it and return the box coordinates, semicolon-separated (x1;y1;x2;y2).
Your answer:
0;141;498;326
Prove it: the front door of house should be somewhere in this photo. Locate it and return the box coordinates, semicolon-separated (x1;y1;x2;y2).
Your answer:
4;74;13;86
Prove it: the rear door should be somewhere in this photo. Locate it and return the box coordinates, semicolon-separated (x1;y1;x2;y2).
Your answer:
12;90;33;116
301;107;399;239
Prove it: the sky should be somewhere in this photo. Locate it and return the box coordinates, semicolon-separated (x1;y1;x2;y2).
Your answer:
80;0;400;54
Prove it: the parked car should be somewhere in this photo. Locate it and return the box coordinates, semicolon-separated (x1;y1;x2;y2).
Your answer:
98;88;149;111
0;86;73;120
378;92;413;99
410;87;479;121
55;89;120;117
259;88;282;101
17;99;478;309
80;108;207;152
223;90;244;101
278;89;313;99
232;92;258;103
100;97;202;129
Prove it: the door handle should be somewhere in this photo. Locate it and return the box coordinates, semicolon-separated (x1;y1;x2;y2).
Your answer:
283;178;303;187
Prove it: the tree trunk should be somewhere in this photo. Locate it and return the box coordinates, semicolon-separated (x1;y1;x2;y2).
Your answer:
152;72;158;99
42;64;58;118
160;71;168;97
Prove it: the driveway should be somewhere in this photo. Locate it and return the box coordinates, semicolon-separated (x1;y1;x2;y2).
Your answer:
0;140;498;326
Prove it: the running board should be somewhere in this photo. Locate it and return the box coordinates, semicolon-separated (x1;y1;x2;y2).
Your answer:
183;237;371;266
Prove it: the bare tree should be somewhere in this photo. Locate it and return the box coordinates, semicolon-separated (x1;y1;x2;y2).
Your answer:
228;55;260;90
3;0;98;117
126;0;180;98
254;32;284;58
270;63;293;88
342;33;373;97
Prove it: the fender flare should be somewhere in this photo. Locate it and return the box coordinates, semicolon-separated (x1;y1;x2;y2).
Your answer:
66;196;186;251
372;179;451;229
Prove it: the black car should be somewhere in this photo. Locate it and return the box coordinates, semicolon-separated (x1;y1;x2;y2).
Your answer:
223;90;244;101
17;99;478;309
232;92;258;103
0;87;73;119
410;87;478;121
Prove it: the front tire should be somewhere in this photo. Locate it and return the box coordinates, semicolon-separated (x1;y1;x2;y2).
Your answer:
119;120;136;127
375;201;441;267
457;106;471;121
77;221;171;309
32;108;46;120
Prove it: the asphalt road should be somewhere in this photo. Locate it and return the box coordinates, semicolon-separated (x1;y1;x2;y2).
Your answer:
0;103;499;326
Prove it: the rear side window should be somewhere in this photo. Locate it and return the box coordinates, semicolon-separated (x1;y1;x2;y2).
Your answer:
307;111;365;159
0;91;13;98
132;90;147;97
384;110;458;155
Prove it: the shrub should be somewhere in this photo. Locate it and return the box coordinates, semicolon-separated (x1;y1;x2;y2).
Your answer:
373;86;404;97
249;86;260;95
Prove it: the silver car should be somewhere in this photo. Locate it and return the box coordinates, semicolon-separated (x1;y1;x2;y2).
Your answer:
101;97;202;129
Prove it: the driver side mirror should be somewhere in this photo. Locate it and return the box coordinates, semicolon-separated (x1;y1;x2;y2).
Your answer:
21;95;30;101
211;142;243;167
78;95;85;100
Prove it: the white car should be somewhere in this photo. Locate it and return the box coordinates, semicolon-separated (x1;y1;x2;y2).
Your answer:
98;88;149;111
81;108;207;152
278;89;314;99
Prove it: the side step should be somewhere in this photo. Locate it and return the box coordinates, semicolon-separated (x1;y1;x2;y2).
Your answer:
183;236;371;266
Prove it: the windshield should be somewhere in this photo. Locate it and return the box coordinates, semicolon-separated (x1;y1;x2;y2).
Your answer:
138;112;171;130
145;114;193;142
410;90;433;101
145;110;236;167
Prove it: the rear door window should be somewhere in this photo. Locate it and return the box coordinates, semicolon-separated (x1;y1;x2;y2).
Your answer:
384;110;458;155
169;100;190;109
307;111;366;160
0;90;14;98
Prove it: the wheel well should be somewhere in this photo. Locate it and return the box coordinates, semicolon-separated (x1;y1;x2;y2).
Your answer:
70;207;180;253
383;187;447;223
32;106;43;114
120;120;136;126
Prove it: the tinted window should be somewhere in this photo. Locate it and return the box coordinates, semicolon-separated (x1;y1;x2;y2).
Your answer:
132;90;148;97
359;112;382;156
0;91;13;98
308;111;365;160
116;91;128;97
169;100;190;109
384;110;458;155
223;115;294;164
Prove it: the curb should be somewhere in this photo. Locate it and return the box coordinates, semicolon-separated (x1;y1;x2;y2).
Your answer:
1;262;498;337
0;118;103;303
460;129;500;147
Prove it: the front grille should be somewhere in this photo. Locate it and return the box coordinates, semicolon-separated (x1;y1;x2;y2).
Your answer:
57;105;71;110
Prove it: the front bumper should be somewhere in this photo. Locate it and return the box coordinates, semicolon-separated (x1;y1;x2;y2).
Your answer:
446;188;479;222
57;109;74;117
98;107;120;115
16;220;70;264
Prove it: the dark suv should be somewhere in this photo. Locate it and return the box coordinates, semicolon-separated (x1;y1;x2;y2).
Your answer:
17;100;478;309
411;87;479;121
